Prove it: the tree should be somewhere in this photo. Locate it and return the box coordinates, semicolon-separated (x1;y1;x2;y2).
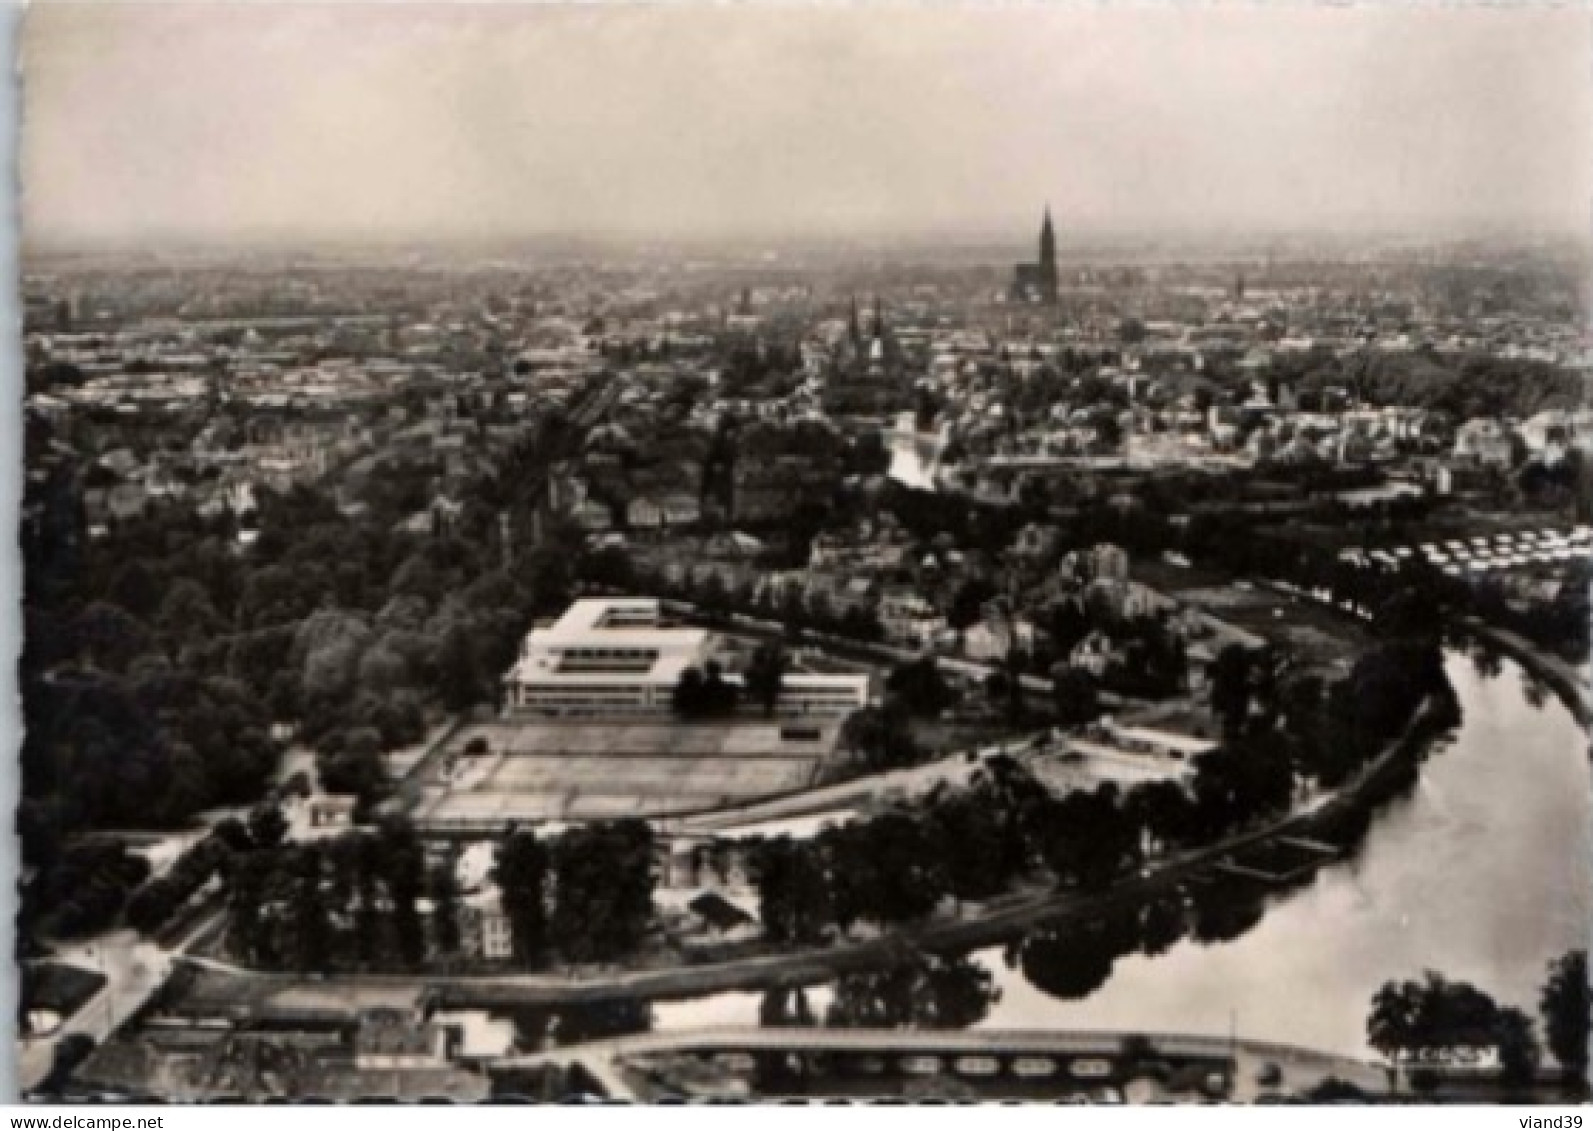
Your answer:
744;641;789;719
108;561;162;621
1124;779;1195;851
701;660;738;716
316;726;388;802
154;579;221;646
437;625;485;713
1095;413;1124;452
549;820;656;964
351;832;384;966
837;703;918;773
429;859;462;959
1540;950;1589;1081
1039;786;1140;890
211;817;253;854
495;829;551;966
72;602;151;672
746;836;831;947
1376;585;1444;643
227;852;273;966
925;786;1017;902
830;812;948;927
247;804;289;850
286;848;331;972
671;667;707;718
1050;666;1100;725
1368;970;1505;1071
1208;643;1253;740
970;755;1052;878
1207;729;1295;822
887;659;956;719
948;577;998;634
1408;1066;1442;1097
1305;1077;1370;1103
378;818;427;967
1494;1006;1542;1091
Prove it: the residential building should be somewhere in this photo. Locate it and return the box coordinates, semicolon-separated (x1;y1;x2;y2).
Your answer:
628;492;702;530
458;895;514;961
1452;418;1515;469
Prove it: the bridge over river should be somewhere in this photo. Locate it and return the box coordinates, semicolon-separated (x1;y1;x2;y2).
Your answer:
493;1025;1388;1101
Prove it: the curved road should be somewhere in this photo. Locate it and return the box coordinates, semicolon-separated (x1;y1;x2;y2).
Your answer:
182;698;1436;1011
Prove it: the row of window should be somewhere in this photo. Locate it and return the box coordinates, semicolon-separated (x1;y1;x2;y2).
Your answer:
519;695;652;707
594;611;662;628
555;658;657;673
556;646;663;660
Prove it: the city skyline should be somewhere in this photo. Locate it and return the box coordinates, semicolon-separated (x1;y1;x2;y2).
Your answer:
21;3;1593;248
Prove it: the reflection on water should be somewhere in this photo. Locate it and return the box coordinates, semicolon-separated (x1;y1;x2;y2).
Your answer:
639;651;1592;1058
1139;894;1188;958
961;651;1591;1056
1184;880;1270;947
999;882;1274;1007
1006;907;1140;1001
825;952;998;1029
759;986;818;1028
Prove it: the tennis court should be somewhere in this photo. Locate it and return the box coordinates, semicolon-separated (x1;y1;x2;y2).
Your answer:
414;720;840;827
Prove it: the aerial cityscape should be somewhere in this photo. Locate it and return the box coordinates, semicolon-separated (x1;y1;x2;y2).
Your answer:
15;2;1593;1105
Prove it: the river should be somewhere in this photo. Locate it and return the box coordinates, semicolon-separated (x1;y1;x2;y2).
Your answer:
886;412;941;491
643;649;1591;1059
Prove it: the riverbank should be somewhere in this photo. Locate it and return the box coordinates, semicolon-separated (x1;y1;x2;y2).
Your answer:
187;696;1446;1011
1460;617;1591;728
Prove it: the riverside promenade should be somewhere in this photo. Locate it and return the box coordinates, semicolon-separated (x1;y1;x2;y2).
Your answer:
179;697;1441;1012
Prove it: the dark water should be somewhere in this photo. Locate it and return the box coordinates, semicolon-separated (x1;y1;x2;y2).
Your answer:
649;651;1592;1058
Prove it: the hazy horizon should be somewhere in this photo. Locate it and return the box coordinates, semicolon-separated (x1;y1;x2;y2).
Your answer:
21;3;1593;250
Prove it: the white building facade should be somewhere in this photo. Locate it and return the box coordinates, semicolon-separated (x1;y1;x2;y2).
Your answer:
504;597;868;719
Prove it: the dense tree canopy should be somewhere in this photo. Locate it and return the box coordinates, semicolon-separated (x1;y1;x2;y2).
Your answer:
1541;950;1590;1080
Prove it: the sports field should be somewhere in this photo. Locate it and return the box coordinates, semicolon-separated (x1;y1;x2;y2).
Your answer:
413;720;839;827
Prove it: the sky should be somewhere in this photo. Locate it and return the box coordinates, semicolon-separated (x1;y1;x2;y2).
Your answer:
19;2;1593;248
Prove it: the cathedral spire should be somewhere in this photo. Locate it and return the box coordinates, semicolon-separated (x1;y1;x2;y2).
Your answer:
1010;204;1061;306
1039;205;1058;290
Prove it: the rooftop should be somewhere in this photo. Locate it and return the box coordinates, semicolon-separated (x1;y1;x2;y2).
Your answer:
511;597;712;685
531;597;709;652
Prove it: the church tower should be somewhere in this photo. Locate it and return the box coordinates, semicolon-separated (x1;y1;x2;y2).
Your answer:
1037;206;1059;302
1012;205;1060;305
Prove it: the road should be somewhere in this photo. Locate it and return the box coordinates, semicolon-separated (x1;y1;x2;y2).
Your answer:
19;933;177;1093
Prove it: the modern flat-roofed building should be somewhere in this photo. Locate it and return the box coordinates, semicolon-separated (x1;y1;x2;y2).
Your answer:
504;597;868;719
